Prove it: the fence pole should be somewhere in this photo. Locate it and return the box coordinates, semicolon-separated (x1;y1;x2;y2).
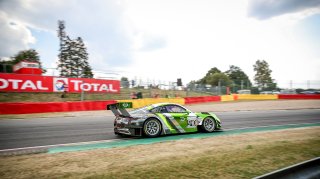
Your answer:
218;80;221;95
81;80;84;101
81;90;84;101
241;80;244;90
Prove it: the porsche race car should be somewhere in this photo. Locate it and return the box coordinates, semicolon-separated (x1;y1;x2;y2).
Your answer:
108;103;222;137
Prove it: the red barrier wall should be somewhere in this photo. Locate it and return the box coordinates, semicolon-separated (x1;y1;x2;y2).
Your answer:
184;96;221;104
278;94;320;99
233;94;239;100
0;100;117;114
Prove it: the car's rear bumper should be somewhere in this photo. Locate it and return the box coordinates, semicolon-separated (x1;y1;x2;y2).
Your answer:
114;126;143;136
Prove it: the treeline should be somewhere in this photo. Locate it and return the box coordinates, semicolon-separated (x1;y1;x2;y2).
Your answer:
0;49;46;73
0;20;93;78
188;60;277;92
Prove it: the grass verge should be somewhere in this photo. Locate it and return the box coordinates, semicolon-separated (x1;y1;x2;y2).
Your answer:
0;127;319;179
0;90;211;102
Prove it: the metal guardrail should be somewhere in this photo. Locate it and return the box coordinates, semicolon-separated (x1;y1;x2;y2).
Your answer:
253;157;320;179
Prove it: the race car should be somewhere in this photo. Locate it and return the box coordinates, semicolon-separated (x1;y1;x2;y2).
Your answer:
107;103;221;137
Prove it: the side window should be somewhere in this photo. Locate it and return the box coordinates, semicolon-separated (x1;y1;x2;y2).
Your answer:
165;105;187;113
150;106;168;113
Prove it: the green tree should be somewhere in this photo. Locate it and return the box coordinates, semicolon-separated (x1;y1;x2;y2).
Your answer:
199;67;221;84
68;37;93;78
205;67;221;76
57;21;93;78
253;60;276;90
196;67;232;86
0;58;14;73
57;20;69;77
82;65;94;78
120;77;129;88
225;65;251;92
0;49;46;73
206;73;232;86
78;37;93;78
187;80;197;89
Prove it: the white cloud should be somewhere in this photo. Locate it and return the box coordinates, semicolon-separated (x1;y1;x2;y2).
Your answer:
0;0;74;31
0;0;139;67
123;0;320;85
248;0;320;20
0;0;319;88
0;11;35;58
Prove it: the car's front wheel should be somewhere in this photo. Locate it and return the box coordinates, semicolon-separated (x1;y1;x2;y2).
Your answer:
201;117;216;132
143;118;162;137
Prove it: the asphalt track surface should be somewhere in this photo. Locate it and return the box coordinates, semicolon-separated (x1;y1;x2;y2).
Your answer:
0;109;319;150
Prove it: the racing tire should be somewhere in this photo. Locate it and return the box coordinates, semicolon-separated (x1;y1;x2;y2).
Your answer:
200;117;216;133
143;118;162;137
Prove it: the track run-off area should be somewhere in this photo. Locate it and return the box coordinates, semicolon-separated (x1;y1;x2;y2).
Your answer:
0;100;319;153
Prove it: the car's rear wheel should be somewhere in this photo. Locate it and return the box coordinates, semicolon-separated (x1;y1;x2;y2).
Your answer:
201;117;216;132
143;118;162;137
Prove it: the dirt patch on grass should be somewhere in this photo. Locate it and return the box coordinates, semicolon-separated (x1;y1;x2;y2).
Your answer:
0;127;319;179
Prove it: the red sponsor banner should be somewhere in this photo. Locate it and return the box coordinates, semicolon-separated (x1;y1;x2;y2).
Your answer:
184;96;221;104
278;94;320;99
0;73;53;92
0;73;120;93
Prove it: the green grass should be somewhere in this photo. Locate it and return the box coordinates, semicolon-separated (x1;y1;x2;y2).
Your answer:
1;128;318;179
88;139;320;179
0;89;213;102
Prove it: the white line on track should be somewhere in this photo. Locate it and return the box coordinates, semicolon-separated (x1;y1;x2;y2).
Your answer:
0;138;131;153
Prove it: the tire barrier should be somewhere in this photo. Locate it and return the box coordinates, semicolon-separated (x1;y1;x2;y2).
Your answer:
117;98;185;108
0;100;117;114
233;94;239;101
184;96;220;104
221;95;235;102
238;94;278;100
278;94;320;99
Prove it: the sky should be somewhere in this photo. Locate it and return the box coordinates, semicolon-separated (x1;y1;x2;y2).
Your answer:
0;0;320;88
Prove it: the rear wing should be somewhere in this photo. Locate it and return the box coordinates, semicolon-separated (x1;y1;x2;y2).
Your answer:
107;102;132;117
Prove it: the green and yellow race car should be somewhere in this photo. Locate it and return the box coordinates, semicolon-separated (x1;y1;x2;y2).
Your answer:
108;103;222;137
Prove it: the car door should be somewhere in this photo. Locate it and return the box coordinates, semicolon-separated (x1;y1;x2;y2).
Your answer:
164;105;198;133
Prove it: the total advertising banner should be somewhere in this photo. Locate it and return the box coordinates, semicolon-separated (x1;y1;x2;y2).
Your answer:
0;73;120;93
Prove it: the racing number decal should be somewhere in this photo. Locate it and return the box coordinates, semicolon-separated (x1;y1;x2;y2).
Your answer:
186;116;198;128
